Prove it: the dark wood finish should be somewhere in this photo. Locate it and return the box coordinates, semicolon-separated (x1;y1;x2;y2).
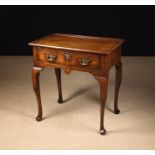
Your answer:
29;33;125;135
55;68;63;104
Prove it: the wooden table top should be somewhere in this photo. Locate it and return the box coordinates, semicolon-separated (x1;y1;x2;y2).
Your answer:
29;33;124;55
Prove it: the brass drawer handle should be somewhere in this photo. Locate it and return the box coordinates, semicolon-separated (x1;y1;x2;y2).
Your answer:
47;55;57;62
79;58;90;66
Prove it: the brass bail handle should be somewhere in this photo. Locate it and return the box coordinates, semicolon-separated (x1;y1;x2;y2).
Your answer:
79;58;90;66
47;55;57;62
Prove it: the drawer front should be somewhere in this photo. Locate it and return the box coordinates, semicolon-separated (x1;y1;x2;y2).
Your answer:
70;52;100;69
36;47;65;65
36;47;100;69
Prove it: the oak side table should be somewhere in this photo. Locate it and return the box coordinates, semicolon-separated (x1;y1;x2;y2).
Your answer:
28;33;125;135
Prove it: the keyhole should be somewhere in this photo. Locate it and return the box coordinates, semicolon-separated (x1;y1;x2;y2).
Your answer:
65;53;71;61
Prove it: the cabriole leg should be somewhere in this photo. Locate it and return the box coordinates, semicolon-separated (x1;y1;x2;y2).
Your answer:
55;68;63;103
95;75;109;135
32;67;43;121
114;62;122;114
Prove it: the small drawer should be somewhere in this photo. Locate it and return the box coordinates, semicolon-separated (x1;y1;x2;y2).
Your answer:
70;52;100;69
36;47;65;66
35;47;101;70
